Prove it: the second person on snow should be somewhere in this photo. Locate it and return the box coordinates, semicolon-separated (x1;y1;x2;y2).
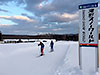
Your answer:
38;41;45;56
50;40;54;52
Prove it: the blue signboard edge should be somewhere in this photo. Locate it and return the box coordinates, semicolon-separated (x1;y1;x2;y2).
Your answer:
79;2;98;9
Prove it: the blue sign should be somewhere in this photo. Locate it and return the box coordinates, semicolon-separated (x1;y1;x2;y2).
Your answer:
79;3;98;9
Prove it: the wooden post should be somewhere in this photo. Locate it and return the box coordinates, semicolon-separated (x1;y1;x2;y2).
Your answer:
97;26;99;68
79;27;82;69
79;27;80;65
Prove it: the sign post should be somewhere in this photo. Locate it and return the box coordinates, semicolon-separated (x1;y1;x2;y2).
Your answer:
79;3;99;71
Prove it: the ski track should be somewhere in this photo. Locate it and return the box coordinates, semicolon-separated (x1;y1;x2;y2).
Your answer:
0;41;71;75
55;42;82;75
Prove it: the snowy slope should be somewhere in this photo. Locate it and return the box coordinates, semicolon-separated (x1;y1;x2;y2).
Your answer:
0;41;100;75
0;41;69;75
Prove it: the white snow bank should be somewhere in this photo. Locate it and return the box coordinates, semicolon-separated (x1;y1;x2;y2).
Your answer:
55;42;100;75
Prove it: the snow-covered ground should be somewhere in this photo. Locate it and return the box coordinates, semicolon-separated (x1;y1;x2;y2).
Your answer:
0;41;100;75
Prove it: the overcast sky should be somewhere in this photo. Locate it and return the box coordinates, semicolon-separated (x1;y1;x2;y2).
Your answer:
0;0;100;35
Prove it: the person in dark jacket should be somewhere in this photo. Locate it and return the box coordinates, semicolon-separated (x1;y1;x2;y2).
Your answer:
38;42;44;56
50;41;54;52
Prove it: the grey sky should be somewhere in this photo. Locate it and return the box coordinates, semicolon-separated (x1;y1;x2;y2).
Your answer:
0;0;99;35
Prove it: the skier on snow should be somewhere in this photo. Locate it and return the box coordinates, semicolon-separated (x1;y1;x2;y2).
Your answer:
50;40;54;52
38;41;45;56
